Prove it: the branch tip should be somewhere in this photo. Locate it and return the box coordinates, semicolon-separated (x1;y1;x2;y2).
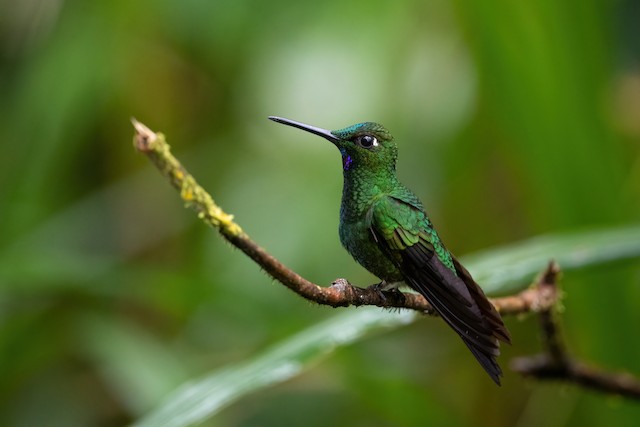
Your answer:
131;118;157;151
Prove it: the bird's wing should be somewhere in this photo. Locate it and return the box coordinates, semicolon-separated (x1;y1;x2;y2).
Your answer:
368;195;510;384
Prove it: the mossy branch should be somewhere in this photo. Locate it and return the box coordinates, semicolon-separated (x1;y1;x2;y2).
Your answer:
131;119;640;399
131;118;554;315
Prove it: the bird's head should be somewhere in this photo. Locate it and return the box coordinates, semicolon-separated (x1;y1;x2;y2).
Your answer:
269;116;397;173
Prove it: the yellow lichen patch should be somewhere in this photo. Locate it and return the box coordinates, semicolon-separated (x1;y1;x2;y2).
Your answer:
220;213;242;235
207;206;242;236
181;184;194;201
181;188;194;201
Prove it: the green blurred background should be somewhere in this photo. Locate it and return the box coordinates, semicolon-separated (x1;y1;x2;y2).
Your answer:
1;0;639;426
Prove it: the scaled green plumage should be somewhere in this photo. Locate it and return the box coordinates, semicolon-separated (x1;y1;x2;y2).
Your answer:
270;116;512;385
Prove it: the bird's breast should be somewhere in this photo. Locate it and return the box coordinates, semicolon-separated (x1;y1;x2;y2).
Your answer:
339;204;403;282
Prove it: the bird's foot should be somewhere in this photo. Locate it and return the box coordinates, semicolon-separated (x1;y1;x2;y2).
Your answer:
372;280;402;292
368;281;406;305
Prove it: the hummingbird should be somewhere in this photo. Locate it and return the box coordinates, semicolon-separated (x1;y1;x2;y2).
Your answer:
269;116;512;385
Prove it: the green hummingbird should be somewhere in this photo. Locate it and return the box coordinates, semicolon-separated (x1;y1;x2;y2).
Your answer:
269;116;512;385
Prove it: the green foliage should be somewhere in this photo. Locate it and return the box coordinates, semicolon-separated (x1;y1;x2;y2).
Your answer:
1;1;639;426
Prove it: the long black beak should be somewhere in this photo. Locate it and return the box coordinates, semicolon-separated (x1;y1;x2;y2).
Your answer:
269;116;340;143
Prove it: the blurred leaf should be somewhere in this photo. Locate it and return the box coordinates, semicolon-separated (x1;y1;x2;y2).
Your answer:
133;224;640;427
467;225;640;294
132;308;415;427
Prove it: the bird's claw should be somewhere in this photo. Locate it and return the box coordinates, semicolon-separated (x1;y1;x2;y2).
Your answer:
367;282;405;304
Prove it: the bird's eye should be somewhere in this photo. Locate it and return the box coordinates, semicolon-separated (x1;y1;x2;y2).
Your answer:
356;135;378;149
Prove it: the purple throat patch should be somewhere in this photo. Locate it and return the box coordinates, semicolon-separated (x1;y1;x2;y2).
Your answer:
343;155;353;171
